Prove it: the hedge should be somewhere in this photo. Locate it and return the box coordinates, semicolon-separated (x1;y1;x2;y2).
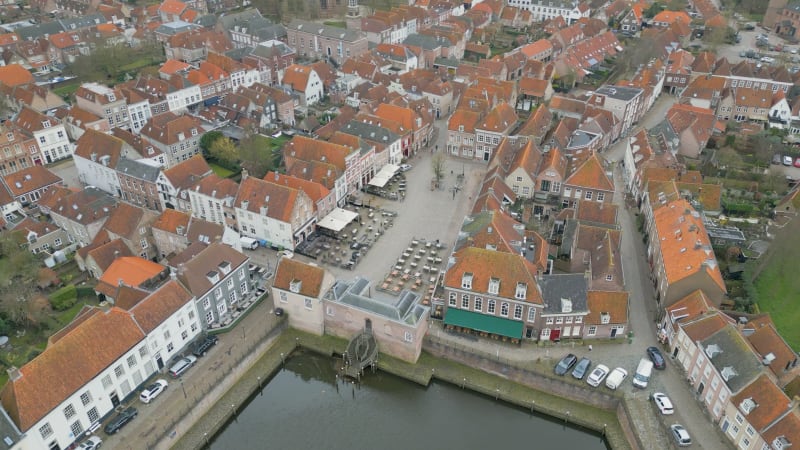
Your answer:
50;285;78;311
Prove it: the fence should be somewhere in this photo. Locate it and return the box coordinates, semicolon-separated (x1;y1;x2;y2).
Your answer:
140;320;288;450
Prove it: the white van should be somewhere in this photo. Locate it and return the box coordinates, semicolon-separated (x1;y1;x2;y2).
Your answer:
632;358;654;389
605;367;628;390
240;236;259;250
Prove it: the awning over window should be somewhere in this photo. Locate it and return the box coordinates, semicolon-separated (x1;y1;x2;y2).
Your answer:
443;308;524;339
317;208;359;232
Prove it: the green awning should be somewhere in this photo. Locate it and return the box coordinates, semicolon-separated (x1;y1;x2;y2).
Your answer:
443;308;524;339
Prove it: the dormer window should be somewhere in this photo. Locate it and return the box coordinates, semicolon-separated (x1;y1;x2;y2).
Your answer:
514;283;527;299
705;344;722;358
488;277;500;295
41;120;51;128
289;279;302;293
206;270;220;284
600;312;610;324
721;366;738;381
461;273;473;289
773;436;791;450
739;398;757;415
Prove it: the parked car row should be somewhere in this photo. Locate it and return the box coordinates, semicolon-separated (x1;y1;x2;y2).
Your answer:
772;153;800;167
554;346;667;390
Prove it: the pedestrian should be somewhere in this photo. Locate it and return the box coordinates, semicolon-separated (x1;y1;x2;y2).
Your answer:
589;345;593;351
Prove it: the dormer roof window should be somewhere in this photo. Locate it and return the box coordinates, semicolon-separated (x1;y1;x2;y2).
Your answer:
561;298;573;313
289;279;302;293
721;366;738;381
461;272;473;290
206;270;220;284
515;282;527;300
487;277;500;295
739;398;757;415
705;343;722;358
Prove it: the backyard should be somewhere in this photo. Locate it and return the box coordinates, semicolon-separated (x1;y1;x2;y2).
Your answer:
753;217;800;351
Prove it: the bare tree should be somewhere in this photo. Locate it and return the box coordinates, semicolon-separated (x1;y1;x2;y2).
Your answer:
431;153;446;187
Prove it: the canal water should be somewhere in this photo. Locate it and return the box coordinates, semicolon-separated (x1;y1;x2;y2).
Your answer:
211;351;609;449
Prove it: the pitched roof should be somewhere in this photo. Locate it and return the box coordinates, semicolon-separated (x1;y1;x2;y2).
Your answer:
519;39;553;58
152;208;191;234
652;10;691;25
175;243;248;296
746;324;798;379
478;102;518;132
681;311;731;342
653;199;726;293
444;247;542;304
0;64;34;87
273;257;326;297
2;166;62;197
565;154;613;191
139;112;203;146
575;200;618;226
448;109;483;133
585;291;628;324
262;171;330;205
281;64;314;92
761;410;800;448
234;176;303;222
102;203;147;239
124;280;193;333
0;308;144;431
161;154;212;189
87;239;133;273
666;289;715;324
98;257;166;292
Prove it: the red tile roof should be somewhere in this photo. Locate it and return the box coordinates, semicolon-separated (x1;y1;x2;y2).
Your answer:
2;166;62;197
274;258;327;298
565;154;614;192
585;291;628;325
444;246;542;304
730;374;791;430
98;257;166;291
0;65;34;88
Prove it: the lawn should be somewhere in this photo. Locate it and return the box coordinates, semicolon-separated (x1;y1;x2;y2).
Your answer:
209;163;236;178
753;218;800;351
53;81;81;98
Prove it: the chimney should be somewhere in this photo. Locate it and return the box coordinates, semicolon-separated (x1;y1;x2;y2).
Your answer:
241;168;249;180
7;366;21;382
170;268;177;280
113;250;120;259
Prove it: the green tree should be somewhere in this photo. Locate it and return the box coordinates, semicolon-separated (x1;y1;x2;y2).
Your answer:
644;2;664;18
208;137;239;169
239;134;278;179
431;153;446;187
199;131;224;153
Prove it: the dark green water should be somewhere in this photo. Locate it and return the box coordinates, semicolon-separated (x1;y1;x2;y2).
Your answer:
211;352;609;449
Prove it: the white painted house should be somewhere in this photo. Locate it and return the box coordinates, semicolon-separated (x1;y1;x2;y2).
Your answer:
0;280;199;450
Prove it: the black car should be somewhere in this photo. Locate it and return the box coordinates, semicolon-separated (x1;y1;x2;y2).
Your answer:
103;407;137;435
647;346;667;370
192;335;219;357
554;353;578;376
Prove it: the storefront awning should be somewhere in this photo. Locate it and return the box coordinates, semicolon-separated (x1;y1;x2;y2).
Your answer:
368;163;401;187
317;208;359;232
444;308;524;339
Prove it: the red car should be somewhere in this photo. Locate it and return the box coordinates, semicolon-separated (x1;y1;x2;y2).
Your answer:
794;157;800;168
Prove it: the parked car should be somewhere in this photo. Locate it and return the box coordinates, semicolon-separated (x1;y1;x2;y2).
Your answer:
670;424;692;447
605;367;628;390
794;157;800;168
168;355;197;378
773;153;783;165
647;346;666;370
784;155;794;166
279;250;294;259
632;358;654;389
651;392;675;415
586;364;610;387
78;436;103;450
761;56;776;64
571;357;592;379
192;335;219;357
399;163;412;172
103;407;137;435
139;379;168;404
554;353;578;376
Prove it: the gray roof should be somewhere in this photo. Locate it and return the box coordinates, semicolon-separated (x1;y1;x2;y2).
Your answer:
250;40;294;59
704;224;746;243
567;130;599;149
433;57;460;69
341;120;399;150
538;273;589;314
16;21;65;41
194;15;218;28
155;21;200;35
287;19;365;43
217;8;266;30
699;326;764;394
559;219;579;258
59;14;107;31
218;9;285;41
403;34;448;50
326;277;428;326
0;406;21;450
115;158;162;183
596;85;643;101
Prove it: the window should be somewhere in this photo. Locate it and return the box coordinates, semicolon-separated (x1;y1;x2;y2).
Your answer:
140;238;148;249
404;331;413;343
240;282;248;294
39;423;53;439
54;238;62;247
565;316;573;324
206;310;214;324
88;407;99;424
448;293;456;306
163;330;171;340
552;182;561;193
588;325;597;336
488;278;500;295
80;391;92;406
461;294;469;309
488;299;496;313
114;364;124;378
474;297;482;311
126;354;137;368
585;191;593;200
217;302;227;315
527;308;536;322
735;413;744;425
228;291;237;303
203;298;211;310
63;404;76;420
326;306;335;316
279;291;288;303
70;420;83;437
556;317;564;324
304;298;312;310
546;317;554;325
167;342;174;352
500;302;509;317
601;313;611;325
102;374;112;388
515;283;526;299
227;279;234;289
461;273;473;289
513;304;523;319
605;274;613;281
597;192;605;201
